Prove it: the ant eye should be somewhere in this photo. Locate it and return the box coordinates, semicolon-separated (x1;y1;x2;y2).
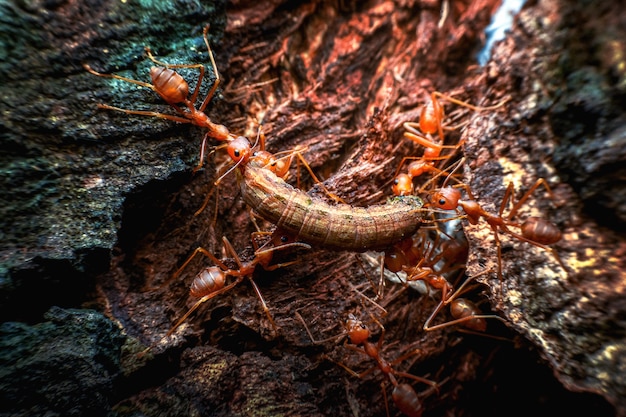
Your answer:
438;199;446;206
280;235;288;243
234;150;241;157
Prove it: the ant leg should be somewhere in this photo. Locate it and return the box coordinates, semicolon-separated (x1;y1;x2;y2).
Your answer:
402;129;448;151
354;254;385;299
194;186;220;227
144;47;206;71
507;178;556;220
424;309;506;332
389;351;438;387
198;24;221;112
166;276;244;337
83;64;156;90
491;226;505;298
497;182;516;217
382;383;392;417
332;343;381;380
442;269;491;305
431;91;510;112
423;269;506;331
269;147;347;204
145;246;229;291
294;152;346;203
96;104;193;124
192;133;211;174
176;246;229;276
193;144;230;217
246;275;278;332
294;308;344;345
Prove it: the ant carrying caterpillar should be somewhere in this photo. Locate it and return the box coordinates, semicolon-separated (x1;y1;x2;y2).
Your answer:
224;136;428;252
85;20;427;253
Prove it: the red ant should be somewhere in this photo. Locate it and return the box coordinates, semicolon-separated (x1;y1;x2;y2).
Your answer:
164;233;310;337
196;126;344;218
334;314;438;417
384;230;506;335
430;166;565;296
392;92;508;196
84;25;234;172
384;228;503;332
422;268;508;333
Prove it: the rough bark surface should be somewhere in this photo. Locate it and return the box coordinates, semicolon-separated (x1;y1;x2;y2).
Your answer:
0;0;624;416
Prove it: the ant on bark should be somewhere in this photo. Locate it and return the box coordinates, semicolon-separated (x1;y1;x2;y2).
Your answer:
428;160;566;297
422;269;508;333
384;227;506;332
392;92;508;196
84;25;233;172
162;233;310;337
333;314;438;417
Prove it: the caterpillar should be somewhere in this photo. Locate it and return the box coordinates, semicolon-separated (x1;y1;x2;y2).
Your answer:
237;153;426;252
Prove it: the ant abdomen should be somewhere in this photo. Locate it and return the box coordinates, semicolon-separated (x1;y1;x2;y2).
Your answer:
189;266;225;298
449;298;487;332
521;216;562;245
392;383;423;417
150;67;189;104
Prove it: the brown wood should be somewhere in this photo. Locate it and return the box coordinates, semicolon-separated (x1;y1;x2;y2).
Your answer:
1;0;623;416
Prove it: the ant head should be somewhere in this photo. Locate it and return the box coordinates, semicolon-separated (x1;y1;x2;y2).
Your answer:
252;150;274;167
430;187;461;211
227;136;252;164
392;174;414;196
345;314;370;345
270;229;299;247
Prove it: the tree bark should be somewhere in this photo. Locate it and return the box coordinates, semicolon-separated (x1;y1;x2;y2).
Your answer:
0;0;623;416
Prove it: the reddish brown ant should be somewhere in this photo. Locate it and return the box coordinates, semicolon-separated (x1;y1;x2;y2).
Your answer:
333;314;438;417
84;25;233;172
381;218;508;333
430;167;566;296
407;91;508;145
195;126;344;222
165;233;310;337
422;269;508;333
392;92;508;196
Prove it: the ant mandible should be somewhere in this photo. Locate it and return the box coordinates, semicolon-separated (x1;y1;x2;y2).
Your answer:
84;25;233;172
